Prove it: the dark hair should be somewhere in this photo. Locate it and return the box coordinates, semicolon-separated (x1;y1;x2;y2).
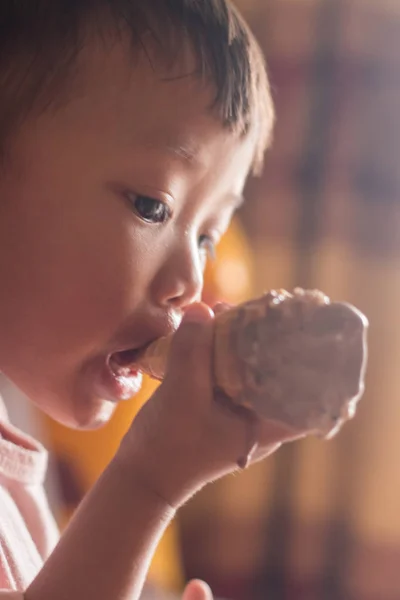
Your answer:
0;0;274;172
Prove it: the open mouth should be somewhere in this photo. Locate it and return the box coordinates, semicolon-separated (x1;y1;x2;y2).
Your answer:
108;348;143;376
91;348;146;402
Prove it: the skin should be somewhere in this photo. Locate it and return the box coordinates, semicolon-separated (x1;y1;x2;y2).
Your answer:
0;34;300;600
0;38;255;429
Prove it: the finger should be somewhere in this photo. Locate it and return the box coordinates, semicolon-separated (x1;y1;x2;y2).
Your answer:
258;418;308;446
246;419;308;465
182;580;214;600
165;303;214;390
231;414;307;469
213;301;233;316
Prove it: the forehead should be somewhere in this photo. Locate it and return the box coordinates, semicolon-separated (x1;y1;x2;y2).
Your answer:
5;34;257;208
64;36;257;167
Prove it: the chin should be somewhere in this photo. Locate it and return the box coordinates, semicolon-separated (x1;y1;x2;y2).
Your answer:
71;396;118;430
4;370;118;431
39;390;118;431
81;401;117;430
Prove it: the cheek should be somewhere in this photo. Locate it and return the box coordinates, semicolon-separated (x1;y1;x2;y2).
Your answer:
41;223;148;353
0;178;150;358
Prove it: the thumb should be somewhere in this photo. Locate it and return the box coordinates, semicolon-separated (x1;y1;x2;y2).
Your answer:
182;579;214;600
165;303;214;385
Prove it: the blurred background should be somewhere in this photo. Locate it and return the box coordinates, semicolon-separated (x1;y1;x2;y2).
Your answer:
1;0;400;599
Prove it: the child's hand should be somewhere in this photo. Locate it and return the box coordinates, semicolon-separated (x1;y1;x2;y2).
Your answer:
120;303;303;508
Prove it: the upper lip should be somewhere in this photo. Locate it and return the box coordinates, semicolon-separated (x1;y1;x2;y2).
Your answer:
107;309;182;359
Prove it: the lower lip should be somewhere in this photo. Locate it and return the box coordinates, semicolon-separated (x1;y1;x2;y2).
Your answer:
94;361;143;403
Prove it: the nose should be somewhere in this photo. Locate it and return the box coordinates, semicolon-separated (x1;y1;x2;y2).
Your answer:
151;238;204;309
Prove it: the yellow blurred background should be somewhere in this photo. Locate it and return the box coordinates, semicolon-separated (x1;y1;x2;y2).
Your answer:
2;1;400;599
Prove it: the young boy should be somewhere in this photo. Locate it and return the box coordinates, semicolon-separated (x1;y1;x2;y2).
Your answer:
0;1;299;598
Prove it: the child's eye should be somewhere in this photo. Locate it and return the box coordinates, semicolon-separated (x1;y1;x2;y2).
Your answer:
131;195;172;224
199;234;217;262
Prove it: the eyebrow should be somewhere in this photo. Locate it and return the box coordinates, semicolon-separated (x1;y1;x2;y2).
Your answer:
165;142;200;164
142;139;246;208
140;138;201;167
165;145;246;209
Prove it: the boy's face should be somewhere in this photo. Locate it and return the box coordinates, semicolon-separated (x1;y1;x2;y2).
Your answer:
0;39;258;429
